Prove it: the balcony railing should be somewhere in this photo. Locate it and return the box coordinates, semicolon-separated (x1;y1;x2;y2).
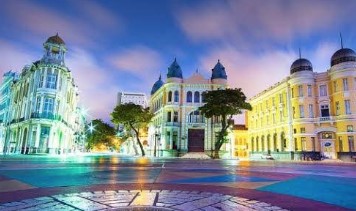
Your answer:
319;116;331;122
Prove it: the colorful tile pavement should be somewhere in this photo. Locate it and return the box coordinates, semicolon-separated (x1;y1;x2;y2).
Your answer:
0;155;355;210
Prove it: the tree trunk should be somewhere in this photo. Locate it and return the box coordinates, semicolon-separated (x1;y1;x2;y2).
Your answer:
212;115;229;159
130;123;145;157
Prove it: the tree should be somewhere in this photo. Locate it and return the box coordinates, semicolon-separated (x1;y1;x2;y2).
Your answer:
111;103;153;156
86;119;117;151
199;88;252;159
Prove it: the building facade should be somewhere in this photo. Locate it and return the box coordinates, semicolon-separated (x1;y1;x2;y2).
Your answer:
0;34;85;155
117;92;147;108
148;59;229;157
247;47;356;161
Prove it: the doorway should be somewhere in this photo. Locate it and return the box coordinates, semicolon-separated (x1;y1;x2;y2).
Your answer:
188;129;204;152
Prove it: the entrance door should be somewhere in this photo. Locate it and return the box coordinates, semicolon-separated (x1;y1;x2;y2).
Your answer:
188;129;204;152
321;140;335;159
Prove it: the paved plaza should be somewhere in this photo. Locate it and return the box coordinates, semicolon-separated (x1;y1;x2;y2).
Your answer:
0;154;355;210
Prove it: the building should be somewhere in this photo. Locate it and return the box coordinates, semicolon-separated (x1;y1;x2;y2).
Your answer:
247;46;356;161
233;124;248;158
0;34;85;155
148;59;229;157
117;92;147;108
0;71;18;153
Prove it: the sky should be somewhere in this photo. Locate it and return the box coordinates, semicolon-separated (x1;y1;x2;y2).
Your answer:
1;0;356;123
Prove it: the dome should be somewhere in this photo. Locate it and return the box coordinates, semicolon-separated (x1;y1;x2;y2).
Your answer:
330;48;356;66
45;33;65;45
167;58;183;78
290;58;313;74
151;75;164;95
211;60;227;80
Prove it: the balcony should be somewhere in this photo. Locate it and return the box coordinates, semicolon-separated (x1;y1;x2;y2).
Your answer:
165;122;180;127
31;112;62;121
319;116;331;122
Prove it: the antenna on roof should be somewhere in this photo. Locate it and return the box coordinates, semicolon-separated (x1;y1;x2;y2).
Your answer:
340;33;344;49
299;48;301;59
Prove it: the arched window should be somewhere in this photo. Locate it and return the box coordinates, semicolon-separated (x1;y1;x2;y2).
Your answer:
187;91;192;103
174;91;179;102
194;91;200;103
251;137;254;152
201;92;206;103
168;91;172;102
256;136;259;151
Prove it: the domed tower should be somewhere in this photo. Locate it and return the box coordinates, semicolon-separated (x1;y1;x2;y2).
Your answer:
290;58;313;75
151;74;164;95
167;58;183;83
211;60;227;85
41;33;67;66
330;48;356;67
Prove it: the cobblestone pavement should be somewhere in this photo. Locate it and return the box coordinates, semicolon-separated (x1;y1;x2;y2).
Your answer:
0;190;288;211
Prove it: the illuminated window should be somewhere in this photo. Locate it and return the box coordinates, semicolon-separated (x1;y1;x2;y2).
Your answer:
43;97;54;115
167;111;171;122
301;137;306;151
308;104;314;118
348;136;355;152
291;88;294;98
339;137;343;152
300;127;305;133
336;101;340;116
292;107;295;118
174;91;179;102
322;132;332;139
347;125;353;132
173;111;178;122
194;91;200;103
279;93;283;103
168;91;172;102
46;73;57;89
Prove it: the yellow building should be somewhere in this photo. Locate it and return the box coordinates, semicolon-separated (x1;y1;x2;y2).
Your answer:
247;47;356;161
233;124;248;158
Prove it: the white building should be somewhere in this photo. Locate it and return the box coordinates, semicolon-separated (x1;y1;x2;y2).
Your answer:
148;59;229;157
117;92;147;108
0;34;85;154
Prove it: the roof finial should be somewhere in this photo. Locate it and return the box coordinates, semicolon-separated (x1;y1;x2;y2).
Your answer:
218;59;220;63
56;32;59;36
340;33;344;49
299;48;301;59
159;72;161;80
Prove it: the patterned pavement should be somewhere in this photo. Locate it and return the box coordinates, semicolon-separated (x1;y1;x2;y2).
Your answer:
0;190;288;211
0;154;355;210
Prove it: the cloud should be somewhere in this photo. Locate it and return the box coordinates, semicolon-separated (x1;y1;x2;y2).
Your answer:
175;0;356;46
0;39;37;75
199;46;295;98
67;48;122;122
109;45;164;83
0;1;122;47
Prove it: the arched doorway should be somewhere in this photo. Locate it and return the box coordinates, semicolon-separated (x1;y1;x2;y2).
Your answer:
21;128;28;154
318;131;336;159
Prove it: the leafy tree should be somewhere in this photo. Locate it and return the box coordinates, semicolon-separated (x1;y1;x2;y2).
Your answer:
111;103;153;156
199;88;252;158
86;119;117;150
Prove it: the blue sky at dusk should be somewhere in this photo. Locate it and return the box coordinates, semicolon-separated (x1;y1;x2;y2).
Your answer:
1;0;356;122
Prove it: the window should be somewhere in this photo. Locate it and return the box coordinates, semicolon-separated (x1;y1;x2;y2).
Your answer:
348;136;355;152
347;125;353;132
301;137;306;151
336;101;340;116
43;97;54;114
194;91;200;103
189;110;204;123
272;113;276;124
167;111;171;122
322;132;332;139
311;137;315;151
339;137;343;152
300;127;306;133
292;107;295;118
168;91;172;102
173;111;178;122
291;88;294;98
319;85;327;96
39;74;44;88
345;100;351;114
186;91;192;103
46;73;57;89
36;97;41;113
307;85;312;97
298;85;303;97
308;104;314;118
321;104;330;117
343;78;348;91
279;93;283;103
174;91;179;102
299;105;304;118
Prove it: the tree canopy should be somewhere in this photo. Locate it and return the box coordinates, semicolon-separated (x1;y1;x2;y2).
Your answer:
111;103;153;156
199;88;252;158
86;119;117;151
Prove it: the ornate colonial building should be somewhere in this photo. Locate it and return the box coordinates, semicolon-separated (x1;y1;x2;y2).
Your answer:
247;46;356;161
148;59;229;157
0;34;85;154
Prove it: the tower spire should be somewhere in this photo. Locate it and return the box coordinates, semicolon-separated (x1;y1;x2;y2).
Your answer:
299;48;301;59
340;33;344;49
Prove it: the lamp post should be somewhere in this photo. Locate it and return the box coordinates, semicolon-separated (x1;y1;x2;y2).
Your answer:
154;132;158;157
